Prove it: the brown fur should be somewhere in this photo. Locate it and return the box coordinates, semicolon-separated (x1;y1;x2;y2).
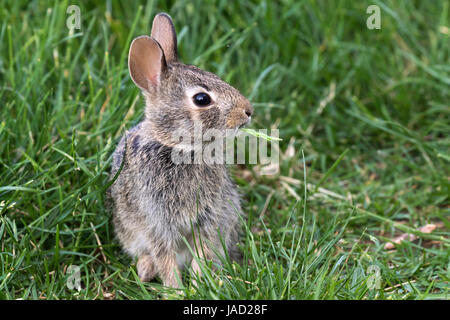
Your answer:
109;13;252;289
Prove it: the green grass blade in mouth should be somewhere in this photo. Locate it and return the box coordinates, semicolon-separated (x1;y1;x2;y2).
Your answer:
240;128;282;141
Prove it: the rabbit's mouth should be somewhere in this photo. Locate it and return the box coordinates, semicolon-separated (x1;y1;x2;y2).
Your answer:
238;117;251;129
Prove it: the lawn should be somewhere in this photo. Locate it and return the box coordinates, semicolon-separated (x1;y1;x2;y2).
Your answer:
0;0;448;299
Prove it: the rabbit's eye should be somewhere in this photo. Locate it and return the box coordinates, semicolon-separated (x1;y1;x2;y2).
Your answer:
193;92;212;107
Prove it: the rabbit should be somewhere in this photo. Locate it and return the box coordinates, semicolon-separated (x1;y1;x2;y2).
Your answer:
109;13;253;289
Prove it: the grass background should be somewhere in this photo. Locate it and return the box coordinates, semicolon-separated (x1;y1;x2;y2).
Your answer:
0;0;449;299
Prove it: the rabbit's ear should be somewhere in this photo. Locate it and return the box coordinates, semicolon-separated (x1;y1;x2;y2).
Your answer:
128;36;167;91
151;13;177;64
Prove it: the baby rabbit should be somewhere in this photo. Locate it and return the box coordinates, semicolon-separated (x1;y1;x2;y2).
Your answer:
110;13;253;289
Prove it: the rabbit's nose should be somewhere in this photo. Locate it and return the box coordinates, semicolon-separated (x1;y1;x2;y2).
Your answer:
244;104;253;118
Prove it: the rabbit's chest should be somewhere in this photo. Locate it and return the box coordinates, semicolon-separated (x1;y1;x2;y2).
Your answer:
127;138;228;229
140;163;226;222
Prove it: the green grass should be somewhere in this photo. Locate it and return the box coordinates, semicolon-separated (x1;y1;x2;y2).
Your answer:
0;0;449;300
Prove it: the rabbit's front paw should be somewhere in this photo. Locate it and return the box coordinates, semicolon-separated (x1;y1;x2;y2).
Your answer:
137;255;156;282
